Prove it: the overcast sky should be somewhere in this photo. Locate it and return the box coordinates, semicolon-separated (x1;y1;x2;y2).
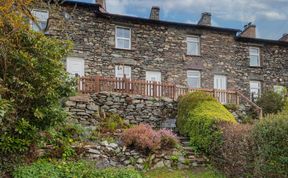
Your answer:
78;0;288;40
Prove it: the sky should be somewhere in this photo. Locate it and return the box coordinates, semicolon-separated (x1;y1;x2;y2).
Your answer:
77;0;288;40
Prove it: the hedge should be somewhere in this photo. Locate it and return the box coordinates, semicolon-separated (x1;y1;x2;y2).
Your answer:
177;92;236;153
252;113;288;177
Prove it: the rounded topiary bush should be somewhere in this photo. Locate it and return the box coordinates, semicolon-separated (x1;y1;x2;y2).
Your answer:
252;113;288;178
177;92;236;153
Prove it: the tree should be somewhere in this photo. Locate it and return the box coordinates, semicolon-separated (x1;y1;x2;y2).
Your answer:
0;0;73;155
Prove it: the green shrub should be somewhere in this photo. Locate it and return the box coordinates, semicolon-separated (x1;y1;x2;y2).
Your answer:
256;90;285;115
99;113;129;133
177;92;236;153
252;113;288;177
13;160;142;178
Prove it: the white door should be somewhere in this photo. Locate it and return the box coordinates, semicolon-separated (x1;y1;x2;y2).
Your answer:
146;71;161;96
67;57;84;90
66;57;85;77
214;75;227;103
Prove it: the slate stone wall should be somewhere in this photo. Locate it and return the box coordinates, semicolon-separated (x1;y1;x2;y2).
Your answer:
34;3;288;97
65;92;177;128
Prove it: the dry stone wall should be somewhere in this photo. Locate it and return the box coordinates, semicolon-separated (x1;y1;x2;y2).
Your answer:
65;92;177;128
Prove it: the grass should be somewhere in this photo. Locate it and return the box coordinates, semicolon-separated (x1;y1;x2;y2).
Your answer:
143;167;225;178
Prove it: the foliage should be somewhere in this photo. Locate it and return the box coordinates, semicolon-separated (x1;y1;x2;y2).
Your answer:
13;159;142;178
158;129;179;148
252;113;288;177
143;168;225;178
177;92;236;153
0;0;73;158
223;103;239;111
121;124;179;152
210;123;254;177
121;124;161;152
256;90;285;115
98;113;129;133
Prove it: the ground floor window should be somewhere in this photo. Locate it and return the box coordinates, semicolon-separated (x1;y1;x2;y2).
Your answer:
187;70;201;88
115;65;131;79
250;81;261;101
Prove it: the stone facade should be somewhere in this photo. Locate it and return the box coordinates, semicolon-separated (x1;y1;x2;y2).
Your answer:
65;92;177;128
33;2;288;98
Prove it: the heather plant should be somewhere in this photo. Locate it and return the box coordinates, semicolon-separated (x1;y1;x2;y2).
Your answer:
158;129;179;148
121;124;179;152
122;124;161;152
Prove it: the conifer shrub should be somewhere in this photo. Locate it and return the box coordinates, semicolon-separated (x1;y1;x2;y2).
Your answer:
256;90;286;115
177;92;236;153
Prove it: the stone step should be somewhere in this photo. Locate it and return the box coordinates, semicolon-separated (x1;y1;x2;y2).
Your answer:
181;141;190;146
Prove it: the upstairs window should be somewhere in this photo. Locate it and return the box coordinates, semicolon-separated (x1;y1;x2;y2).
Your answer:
187;36;200;55
250;81;261;101
115;27;131;49
30;9;49;32
249;47;260;66
187;70;201;88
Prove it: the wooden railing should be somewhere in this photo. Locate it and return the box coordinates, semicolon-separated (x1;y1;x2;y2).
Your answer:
77;76;262;119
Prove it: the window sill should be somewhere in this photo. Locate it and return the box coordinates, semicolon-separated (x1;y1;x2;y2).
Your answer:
185;54;201;57
112;47;134;51
249;66;262;68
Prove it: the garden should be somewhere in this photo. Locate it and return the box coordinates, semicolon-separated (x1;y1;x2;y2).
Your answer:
1;1;288;178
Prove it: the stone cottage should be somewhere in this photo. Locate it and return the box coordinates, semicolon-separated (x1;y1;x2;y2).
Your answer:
30;0;288;99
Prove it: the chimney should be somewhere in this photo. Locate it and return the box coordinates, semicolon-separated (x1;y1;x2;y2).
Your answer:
150;6;160;20
240;22;256;38
197;12;211;26
97;0;106;12
279;33;288;42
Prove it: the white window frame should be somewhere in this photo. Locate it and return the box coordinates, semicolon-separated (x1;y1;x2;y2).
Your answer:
115;26;131;50
115;65;131;79
115;65;131;90
250;80;261;100
187;70;201;88
249;47;260;67
186;36;200;55
30;9;49;32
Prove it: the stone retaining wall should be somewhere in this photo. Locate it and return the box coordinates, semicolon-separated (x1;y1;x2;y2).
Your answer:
65;92;177;128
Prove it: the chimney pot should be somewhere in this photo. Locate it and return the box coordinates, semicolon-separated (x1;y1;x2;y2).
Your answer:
240;22;256;38
97;0;106;12
198;12;211;26
150;6;160;20
279;33;288;42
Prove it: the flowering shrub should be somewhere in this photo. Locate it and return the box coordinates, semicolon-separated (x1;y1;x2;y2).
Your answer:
121;124;179;152
158;129;179;148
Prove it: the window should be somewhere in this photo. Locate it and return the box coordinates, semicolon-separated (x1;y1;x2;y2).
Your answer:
187;36;200;55
30;9;49;32
115;65;131;79
249;47;260;66
115;27;131;49
187;70;201;88
250;81;261;100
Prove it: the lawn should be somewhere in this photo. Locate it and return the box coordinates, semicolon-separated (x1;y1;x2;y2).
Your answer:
143;167;225;178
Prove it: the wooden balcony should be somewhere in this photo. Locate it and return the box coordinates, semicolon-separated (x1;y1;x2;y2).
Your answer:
77;76;262;119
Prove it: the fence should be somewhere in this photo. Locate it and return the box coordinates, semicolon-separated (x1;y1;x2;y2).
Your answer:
77;76;262;119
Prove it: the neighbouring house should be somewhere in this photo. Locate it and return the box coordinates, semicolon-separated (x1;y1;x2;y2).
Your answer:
30;0;288;101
